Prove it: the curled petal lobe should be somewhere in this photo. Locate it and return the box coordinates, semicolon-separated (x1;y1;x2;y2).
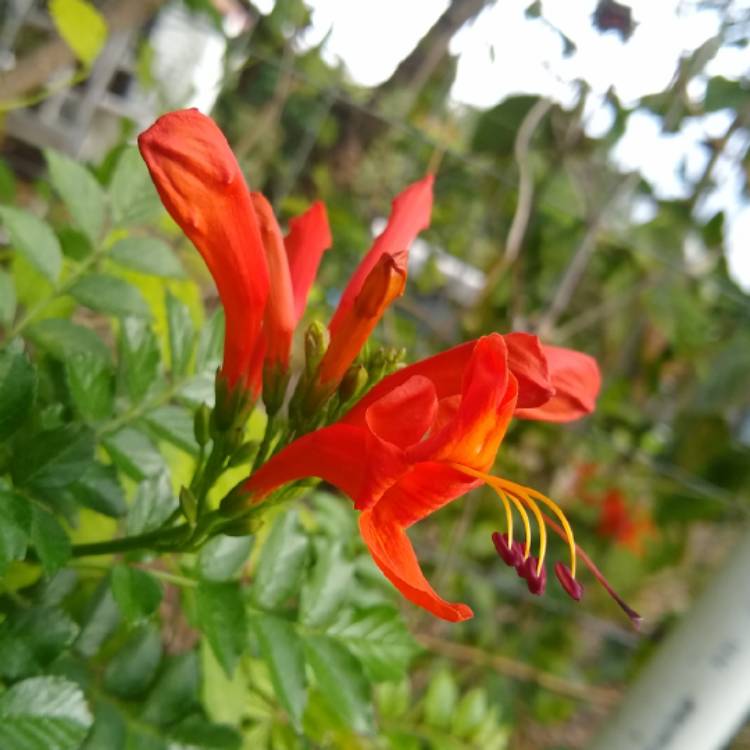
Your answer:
285;201;332;323
329;175;434;335
504;332;554;409
138;109;268;390
359;510;473;622
251;193;296;369
515;345;601;422
365;375;438;449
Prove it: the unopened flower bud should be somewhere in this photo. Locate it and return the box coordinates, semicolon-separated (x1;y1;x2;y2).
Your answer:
262;362;289;417
338;364;368;404
228;440;258;467
222;514;264;536
554;562;584;601
179;485;198;525
304;321;328;377
193;403;211;447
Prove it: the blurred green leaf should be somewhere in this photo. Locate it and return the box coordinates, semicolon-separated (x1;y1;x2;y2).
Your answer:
110;147;162;226
118;317;160;402
12;424;94;492
65;350;114;422
251;613;306;730
111;565;163;623
304;635;373;734
26;318;111;364
75;579;120;658
0;348;35;441
196;581;247;677
68;461;126;518
299;540;353;628
31;507;71;575
103;428;167;481
0;206;62;282
166;291;195;376
423;669;458;730
144;404;199;455
329;606;419;683
69;273;150;318
198;535;252;582
0;489;31;573
0;675;92;750
0;606;79;680
45;150;106;242
141;651;200;726
0;268;16;325
452;688;488;738
704;75;748;112
125;471;175;534
252;511;308;609
49;0;107;66
110;236;185;278
104;624;163;698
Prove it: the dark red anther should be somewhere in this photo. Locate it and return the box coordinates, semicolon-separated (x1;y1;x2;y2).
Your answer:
554;562;584;601
520;555;547;595
492;532;523;568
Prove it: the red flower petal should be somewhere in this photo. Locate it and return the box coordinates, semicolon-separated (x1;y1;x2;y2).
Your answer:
284;201;332;323
515;345;601;422
359;509;473;622
138;109;269;391
504;332;555;409
251;193;296;369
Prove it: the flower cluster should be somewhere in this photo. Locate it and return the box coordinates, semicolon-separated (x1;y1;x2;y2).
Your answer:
139;109;639;626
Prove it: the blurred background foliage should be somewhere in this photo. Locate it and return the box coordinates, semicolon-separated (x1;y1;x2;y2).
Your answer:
1;0;750;748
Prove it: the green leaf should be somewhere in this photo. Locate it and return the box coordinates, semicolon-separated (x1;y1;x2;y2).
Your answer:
104;624;163;698
45;149;105;242
0;158;16;202
110;236;184;278
198;535;252;582
75;579;120;658
110;147;162;226
251;511;308;609
452;688;488;739
166;291;194;375
69;273;150;318
250;613;306;730
704;75;748;112
299;541;353;628
0;348;35;441
303;635;373;734
328;606;420;682
31;507;71;575
110;565;163;623
81;701;125;750
0;606;79;680
69;462;126;517
12;424;95;491
141;651;200;726
0;489;32;574
50;0;107;65
196;581;247;677
118;317;160;402
125;472;175;535
144;404;199;455
0;675;93;750
0;268;16;325
65;350;114;422
0;206;62;282
103;428;167;481
195;308;224;373
167;715;242;750
26;318;111;364
423;669;458;730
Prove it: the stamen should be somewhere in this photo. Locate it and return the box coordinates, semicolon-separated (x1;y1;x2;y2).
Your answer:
555;562;583;601
482;475;532;559
520;555;547;595
507;486;547;577
543;511;642;628
496;478;577;579
492;532;523;567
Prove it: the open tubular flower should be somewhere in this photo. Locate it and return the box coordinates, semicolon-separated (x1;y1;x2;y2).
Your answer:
239;333;640;625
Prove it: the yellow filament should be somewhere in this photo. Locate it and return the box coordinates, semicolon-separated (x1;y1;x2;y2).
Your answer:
449;463;578;579
496;478;577;579
509;488;547;577
492;484;515;547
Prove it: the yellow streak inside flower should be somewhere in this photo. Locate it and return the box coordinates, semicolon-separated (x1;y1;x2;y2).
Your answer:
450;464;578;579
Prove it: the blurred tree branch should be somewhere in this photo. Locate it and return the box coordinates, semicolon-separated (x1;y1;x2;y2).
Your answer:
0;0;166;101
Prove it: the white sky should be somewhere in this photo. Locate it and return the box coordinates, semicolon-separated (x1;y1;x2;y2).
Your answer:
257;0;750;289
